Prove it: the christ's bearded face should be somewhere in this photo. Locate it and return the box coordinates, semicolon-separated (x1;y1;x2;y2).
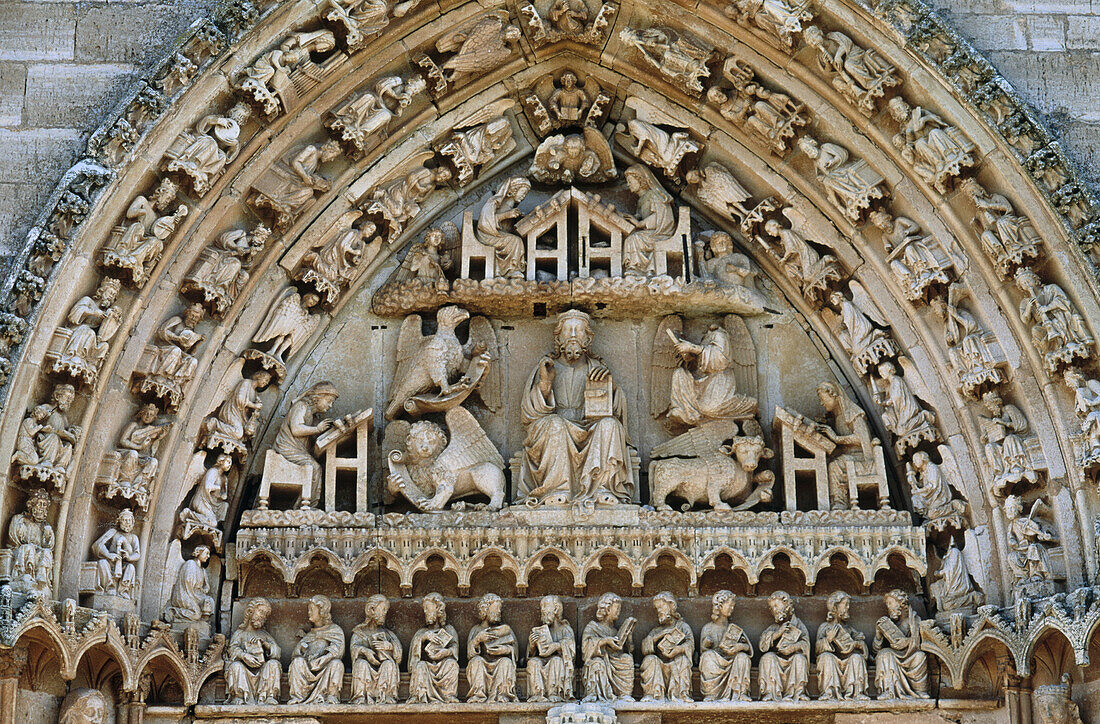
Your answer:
558;318;590;362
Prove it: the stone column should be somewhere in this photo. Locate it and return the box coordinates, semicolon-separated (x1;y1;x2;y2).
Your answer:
0;647;28;724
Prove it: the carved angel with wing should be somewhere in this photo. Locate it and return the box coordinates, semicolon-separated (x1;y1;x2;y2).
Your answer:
384;406;506;511
385;306;500;420
436;11;521;87
251;287;322;364
651;315;759;429
529;128;617;185
829;281;898;376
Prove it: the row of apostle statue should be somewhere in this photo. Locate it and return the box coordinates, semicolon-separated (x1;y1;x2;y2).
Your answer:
225;589;929;706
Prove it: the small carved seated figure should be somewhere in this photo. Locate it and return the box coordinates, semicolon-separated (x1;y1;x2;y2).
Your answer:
134;303;205;410
699;590;752;701
6;488;55;596
92;508;141;599
163;104;250;196
12;384;80;490
581;592;636;702
105;404;170;508
201;370;271;457
50;277;123;387
101;179;188;288
816;591;869;700
408;592;460;703
326;75;425;156
466;592;518;703
640;592;694;702
226;597;282;705
162;546;215;624
288;595;346;705
873;590;929;700
758;590;810;701
526;594;575;703
350;594;403;705
248;141;342;230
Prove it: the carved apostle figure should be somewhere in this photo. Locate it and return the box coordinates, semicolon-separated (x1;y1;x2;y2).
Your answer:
520;309;633;506
640;592;694;702
939;286;1005;398
288;595;345;704
887;97;975;194
12;384;79;488
699;589;752;701
758;590;810;701
466;592;518;702
582;592;636;702
527;594;575;702
7;488;54;595
871;212;951;301
408;592;460;703
327;75;426;155
111;403;170;508
477;177;530;279
300;215;380;304
237;30;337;118
226;597;282;705
183;225;271;317
760;215;840;305
350;594;403;704
52;277;123;385
273;381;343;508
58;689;111;724
164;104;251;196
249;141;342;229
1015;268;1094;374
816;591;869;700
815;381;880;509
663;320;758;428
873;590;929;699
203;370;271;456
93;508;141;598
163;546;215;624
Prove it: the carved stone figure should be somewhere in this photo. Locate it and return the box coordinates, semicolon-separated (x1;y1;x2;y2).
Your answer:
438;113;515;185
408;592;460;703
937;284;1006;399
875;361;939;456
549;70;591;123
327;75;426;156
6;489;54;596
288;595;345;705
389;224;455;291
324;0;424;51
134;303;205;410
163;104;250;195
870;212;952;302
619;120;701;178
686;163;753;226
829;284;897;377
907;450;967;534
649;424;775;511
817;591;869;700
621;164;676;278
104;403;170;508
530;131;616;185
582;592;636;702
1033;674;1085;724
692;233;756;293
758;209;841;305
101;179;188;287
12;384;80;490
815;381;883;510
758;590;810;701
521;0;616;46
427;11;521;91
181;224;272;318
1005;494;1058;599
250;288;322;374
698;589;752;701
962;178;1041;277
708;57;809;154
930;543;983;615
92;508;141;598
178;453;232;548
202;370;271;457
350;594;403;704
527;595;576;703
248;141;342;230
1064;368;1100;468
888;98;975;194
618;26;713;96
58;689;111;724
477;177;531;277
237;30;339;119
803;26;900;116
524;70;611;134
1015;268;1094;374
520;310;634;506
980;391;1040;497
226;597;281;705
298;212;381;305
873;590;929;699
385;406;506;511
363;164;452;239
798;137;886;223
725;0;813;48
272;382;347;508
640;592;694;702
50;277;123;386
163;545;215;624
466;593;518;703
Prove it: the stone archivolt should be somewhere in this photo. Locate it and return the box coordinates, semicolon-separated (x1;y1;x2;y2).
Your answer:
0;0;1099;721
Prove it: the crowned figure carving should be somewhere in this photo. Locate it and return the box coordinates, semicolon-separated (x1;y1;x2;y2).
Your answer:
803;25;900;116
162;103;250;196
100;179;188;288
48;278;123;387
12;384;80;491
6;488;54;596
521;0;617;47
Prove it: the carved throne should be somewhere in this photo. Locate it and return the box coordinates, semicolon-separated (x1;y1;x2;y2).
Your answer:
460;209;496;280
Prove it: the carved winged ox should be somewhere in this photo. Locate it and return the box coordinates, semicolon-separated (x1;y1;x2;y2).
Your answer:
384;406;506;511
385;306;501;419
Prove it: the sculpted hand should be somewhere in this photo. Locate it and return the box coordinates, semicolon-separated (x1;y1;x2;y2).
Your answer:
588;365;610;382
538;358;555;396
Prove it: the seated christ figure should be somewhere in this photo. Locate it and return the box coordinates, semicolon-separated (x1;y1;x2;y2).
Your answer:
520;309;633;506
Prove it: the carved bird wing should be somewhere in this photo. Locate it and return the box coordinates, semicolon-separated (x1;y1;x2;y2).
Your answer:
393;314;424;393
583;127;616;174
252;287;299;345
896;356;938;412
724;314;758;402
467;315;501;413
696;163;751;214
452;98;516;130
437;406;504;470
650;420;734;458
181;450;208;510
650;315;683;419
531;134;563;177
439;12;510;69
935;444;965;498
848;279;889;328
